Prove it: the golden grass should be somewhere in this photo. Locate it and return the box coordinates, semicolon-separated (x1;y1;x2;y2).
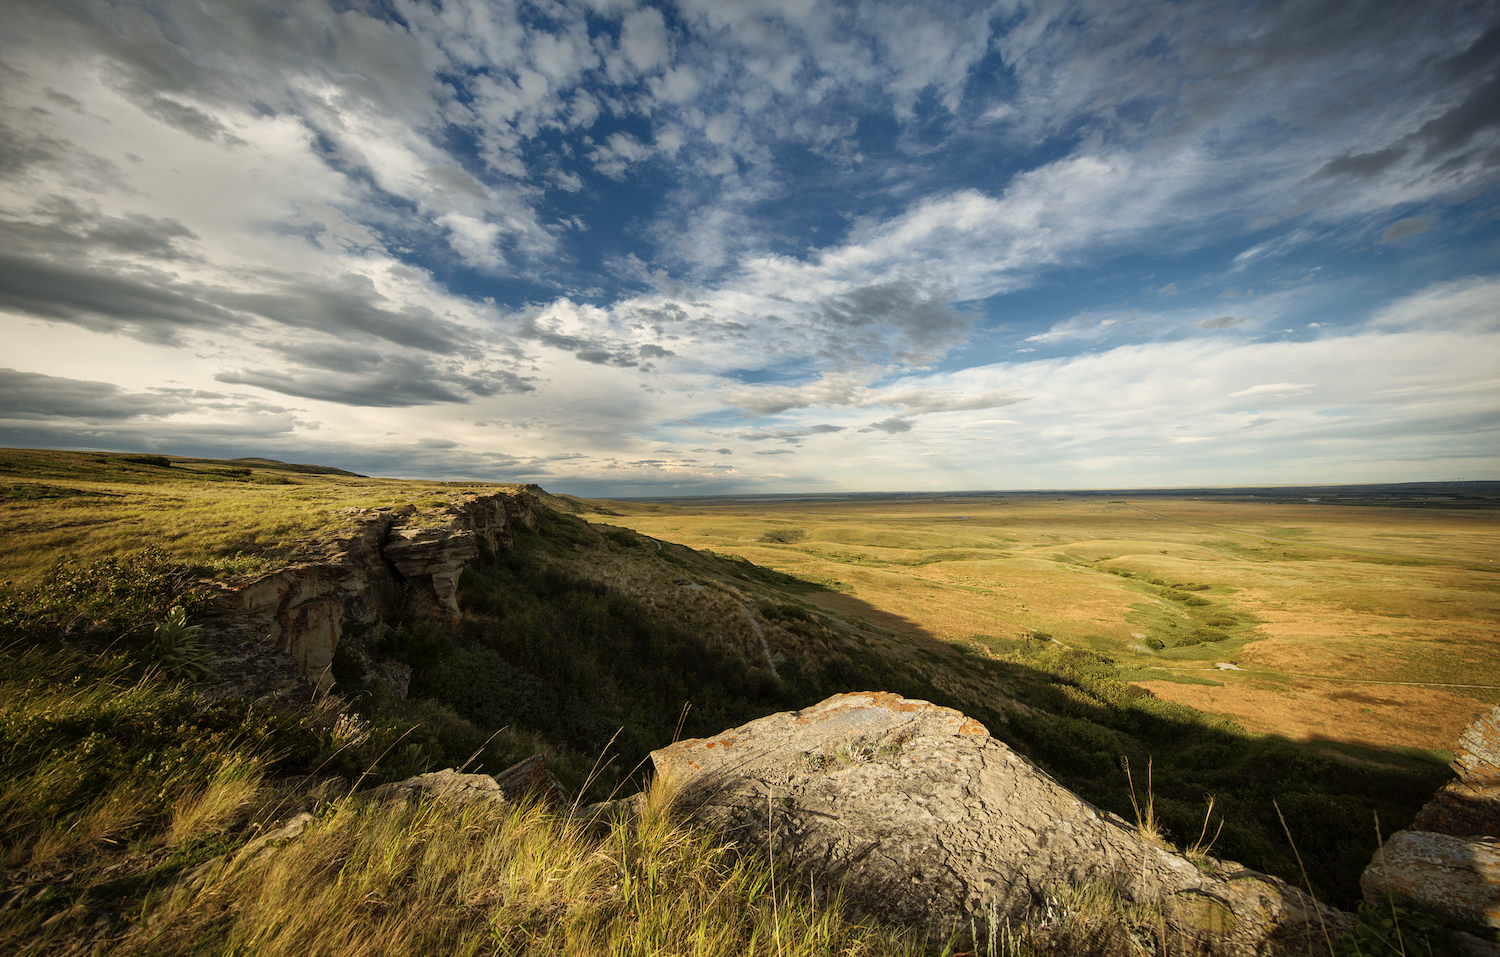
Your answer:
95;776;926;957
596;494;1500;752
169;756;265;845
0;448;523;584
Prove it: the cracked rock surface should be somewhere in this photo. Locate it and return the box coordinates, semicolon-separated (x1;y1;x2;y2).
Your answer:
653;691;1350;955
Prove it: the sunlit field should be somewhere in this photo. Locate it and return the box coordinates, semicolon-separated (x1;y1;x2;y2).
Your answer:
597;492;1500;755
0;448;523;584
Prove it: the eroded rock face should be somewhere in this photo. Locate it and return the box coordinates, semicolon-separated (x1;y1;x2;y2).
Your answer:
384;526;479;613
1362;831;1500;928
385;488;541;612
198;488;539;699
1363;705;1500;928
653;692;1349;956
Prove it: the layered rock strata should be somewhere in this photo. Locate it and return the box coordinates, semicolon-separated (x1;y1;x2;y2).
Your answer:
652;691;1350;956
199;487;539;699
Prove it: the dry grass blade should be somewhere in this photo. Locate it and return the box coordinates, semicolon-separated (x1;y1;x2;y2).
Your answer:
1274;799;1334;957
1121;756;1162;846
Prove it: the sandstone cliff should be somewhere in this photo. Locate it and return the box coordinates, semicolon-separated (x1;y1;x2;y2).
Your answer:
197;486;541;700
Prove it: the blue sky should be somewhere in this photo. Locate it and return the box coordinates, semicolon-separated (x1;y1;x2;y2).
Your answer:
1;0;1497;496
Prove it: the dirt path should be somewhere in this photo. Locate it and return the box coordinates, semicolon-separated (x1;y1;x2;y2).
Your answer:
648;536;781;678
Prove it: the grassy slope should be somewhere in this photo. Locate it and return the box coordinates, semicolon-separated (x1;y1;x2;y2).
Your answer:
0;447;526;583
0;450;1465;953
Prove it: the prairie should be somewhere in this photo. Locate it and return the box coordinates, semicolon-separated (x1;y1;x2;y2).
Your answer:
0;447;524;583
596;491;1500;755
0;453;1473;924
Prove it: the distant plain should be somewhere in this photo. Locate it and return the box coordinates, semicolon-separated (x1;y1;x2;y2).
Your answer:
599;490;1500;756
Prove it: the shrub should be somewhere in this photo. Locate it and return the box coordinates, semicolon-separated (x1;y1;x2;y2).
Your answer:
758;528;808;544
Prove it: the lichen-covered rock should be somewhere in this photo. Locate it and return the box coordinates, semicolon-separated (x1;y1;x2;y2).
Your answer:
1412;780;1500;838
1454;706;1500;784
372;754;569;810
652;692;1348;955
1362;831;1500;928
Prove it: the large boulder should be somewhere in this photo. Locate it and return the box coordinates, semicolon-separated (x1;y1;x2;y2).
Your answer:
652;692;1348;955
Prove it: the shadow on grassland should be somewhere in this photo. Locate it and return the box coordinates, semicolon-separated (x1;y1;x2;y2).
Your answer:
363;505;1449;911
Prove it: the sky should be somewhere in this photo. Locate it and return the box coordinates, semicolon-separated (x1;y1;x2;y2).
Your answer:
1;0;1498;497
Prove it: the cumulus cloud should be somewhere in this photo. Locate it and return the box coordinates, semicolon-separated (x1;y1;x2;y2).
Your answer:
0;0;1493;490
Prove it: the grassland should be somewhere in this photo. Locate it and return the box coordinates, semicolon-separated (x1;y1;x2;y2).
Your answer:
0;447;526;583
0;451;1480;947
595;492;1500;756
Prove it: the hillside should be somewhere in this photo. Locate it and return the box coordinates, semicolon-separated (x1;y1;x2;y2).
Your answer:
0;450;1466;953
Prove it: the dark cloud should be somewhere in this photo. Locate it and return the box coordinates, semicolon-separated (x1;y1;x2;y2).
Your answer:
216;358;534;408
814;278;970;362
0;206;475;354
0;368;201;419
753;448;795;455
1312;148;1407;181
1379;218;1431;243
0;253;236;342
1412;70;1500;162
210;277;470;355
132;92;241;144
3;197;198;260
866;416;913;434
737;425;844;444
0;121;66;179
575;349;635;366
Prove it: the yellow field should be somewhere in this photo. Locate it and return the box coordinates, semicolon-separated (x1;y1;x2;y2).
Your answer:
597;494;1500;754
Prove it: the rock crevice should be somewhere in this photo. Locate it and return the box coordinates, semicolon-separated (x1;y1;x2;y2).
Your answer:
199;487;540;699
652;691;1350;956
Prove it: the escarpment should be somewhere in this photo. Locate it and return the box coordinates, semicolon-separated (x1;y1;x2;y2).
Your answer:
198;486;541;700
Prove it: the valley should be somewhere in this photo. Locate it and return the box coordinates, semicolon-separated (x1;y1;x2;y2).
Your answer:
596;490;1500;756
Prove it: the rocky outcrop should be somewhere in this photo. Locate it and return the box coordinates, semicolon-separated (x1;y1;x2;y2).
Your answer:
384;490;539;612
198;487;540;699
1363;705;1500;929
652;692;1350;955
372;768;509;807
371;756;570;808
491;754;572;808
